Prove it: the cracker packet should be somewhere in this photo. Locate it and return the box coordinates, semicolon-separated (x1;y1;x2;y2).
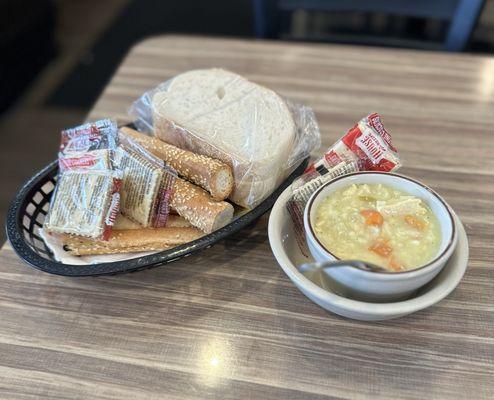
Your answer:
44;169;122;240
287;113;402;255
115;133;177;228
45;119;122;240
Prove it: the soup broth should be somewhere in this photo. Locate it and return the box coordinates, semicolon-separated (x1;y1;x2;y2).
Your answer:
313;184;441;272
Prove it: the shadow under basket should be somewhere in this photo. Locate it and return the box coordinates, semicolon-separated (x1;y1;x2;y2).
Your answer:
6;158;309;276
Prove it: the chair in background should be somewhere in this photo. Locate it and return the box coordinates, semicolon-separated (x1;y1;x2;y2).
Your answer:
252;0;485;51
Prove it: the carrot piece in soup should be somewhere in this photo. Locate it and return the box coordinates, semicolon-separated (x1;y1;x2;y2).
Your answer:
369;238;393;257
389;257;404;271
404;215;425;230
360;209;384;226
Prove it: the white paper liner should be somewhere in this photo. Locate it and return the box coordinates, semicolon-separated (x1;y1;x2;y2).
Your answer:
39;228;156;265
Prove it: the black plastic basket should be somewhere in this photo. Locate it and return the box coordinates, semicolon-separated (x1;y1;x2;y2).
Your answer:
6;157;308;276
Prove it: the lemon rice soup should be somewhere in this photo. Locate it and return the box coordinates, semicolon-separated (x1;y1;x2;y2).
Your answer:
313;184;441;272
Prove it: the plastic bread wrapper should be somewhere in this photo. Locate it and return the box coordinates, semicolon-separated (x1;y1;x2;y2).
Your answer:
116;134;177;228
287;113;402;256
58;119;119;172
128;74;321;209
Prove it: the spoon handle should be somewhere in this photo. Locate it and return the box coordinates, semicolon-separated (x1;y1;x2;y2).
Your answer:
298;260;358;273
298;260;386;273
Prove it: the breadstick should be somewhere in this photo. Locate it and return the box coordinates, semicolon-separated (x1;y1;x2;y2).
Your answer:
114;214;192;230
120;127;233;201
164;215;193;228
62;227;203;256
170;177;234;233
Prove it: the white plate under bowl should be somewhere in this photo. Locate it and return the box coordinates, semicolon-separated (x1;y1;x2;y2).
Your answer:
268;185;469;321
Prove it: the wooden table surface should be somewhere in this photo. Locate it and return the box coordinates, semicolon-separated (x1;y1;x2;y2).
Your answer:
2;36;494;399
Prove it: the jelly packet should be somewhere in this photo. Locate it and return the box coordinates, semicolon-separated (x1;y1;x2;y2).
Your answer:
116;133;177;228
58;119;118;171
287;113;402;255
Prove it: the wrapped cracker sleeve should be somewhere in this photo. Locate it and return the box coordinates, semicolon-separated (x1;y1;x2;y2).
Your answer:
44;169;122;240
115;134;177;228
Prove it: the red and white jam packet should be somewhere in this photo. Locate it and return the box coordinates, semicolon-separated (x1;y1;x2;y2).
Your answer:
59;119;118;171
287;113;402;255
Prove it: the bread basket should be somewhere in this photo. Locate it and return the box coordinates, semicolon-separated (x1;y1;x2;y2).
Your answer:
5;145;308;276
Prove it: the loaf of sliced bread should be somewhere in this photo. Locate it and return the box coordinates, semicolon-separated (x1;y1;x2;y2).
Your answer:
152;69;296;208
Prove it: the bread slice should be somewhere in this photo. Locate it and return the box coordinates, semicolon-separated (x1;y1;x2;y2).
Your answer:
152;69;296;208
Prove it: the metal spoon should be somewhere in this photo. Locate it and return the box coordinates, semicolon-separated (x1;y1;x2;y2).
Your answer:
298;259;389;274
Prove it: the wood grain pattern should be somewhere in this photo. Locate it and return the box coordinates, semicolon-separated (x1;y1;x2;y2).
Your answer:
1;35;494;399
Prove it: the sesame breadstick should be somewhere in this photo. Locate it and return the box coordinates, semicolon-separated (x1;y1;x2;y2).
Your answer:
62;227;203;256
113;214;192;230
170;177;234;233
120;127;233;201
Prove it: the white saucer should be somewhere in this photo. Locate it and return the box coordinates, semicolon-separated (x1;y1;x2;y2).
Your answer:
268;186;469;321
